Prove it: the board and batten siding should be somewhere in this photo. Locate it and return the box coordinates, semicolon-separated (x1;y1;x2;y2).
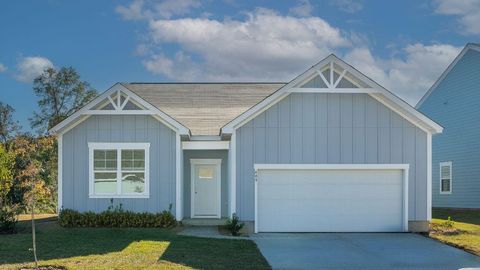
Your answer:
236;93;428;221
418;49;480;208
62;115;177;213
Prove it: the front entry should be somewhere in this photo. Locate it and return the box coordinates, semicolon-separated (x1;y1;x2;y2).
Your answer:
191;159;221;218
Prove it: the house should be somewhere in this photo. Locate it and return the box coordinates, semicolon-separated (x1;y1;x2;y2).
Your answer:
50;54;442;233
416;43;480;209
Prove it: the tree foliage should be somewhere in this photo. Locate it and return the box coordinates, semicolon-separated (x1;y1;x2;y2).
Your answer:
0;102;20;145
0;144;14;207
30;67;97;133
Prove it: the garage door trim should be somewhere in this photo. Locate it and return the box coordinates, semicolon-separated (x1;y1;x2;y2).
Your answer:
253;164;409;233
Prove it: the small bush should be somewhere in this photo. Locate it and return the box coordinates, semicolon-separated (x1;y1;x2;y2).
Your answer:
225;213;244;236
0;204;19;234
442;216;455;229
59;204;176;228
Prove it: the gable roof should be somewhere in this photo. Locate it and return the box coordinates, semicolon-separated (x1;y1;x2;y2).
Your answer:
123;83;285;136
221;54;443;135
416;43;480;108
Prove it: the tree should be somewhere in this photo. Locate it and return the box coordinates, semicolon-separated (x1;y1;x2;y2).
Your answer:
0;102;20;145
0;144;13;208
20;162;50;268
30;67;97;133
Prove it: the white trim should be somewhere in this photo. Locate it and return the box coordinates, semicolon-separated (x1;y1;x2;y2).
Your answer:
49;83;190;136
190;159;222;219
182;141;229;150
229;131;236;216
221;54;442;135
57;135;63;213
416;43;480;108
88;142;150;199
253;163;409;233
175;133;182;220
439;161;452;195
83;110;155;115
287;87;382;93
427;133;432;220
253;163;410;170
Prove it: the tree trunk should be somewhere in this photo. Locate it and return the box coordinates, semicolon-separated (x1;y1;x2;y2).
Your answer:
31;197;38;270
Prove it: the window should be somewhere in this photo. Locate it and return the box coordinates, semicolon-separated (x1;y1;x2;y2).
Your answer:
440;161;452;194
89;143;150;198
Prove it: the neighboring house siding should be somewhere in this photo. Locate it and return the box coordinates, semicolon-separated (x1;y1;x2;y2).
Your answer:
62;115;177;213
183;150;229;218
236;93;428;221
418;49;480;208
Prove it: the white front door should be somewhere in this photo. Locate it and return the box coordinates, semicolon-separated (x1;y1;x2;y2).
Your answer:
191;159;221;218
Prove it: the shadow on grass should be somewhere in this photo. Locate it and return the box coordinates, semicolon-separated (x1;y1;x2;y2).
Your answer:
433;208;480;225
0;222;270;269
159;235;270;270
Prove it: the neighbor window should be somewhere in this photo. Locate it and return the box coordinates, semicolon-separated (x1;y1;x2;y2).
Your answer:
89;143;149;198
440;161;452;194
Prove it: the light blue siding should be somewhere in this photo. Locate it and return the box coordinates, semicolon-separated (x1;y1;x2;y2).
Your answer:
236;93;428;221
183;150;229;218
418;49;480;208
62;115;177;213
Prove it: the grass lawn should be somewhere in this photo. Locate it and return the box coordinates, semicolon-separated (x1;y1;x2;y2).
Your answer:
431;208;480;256
0;216;270;270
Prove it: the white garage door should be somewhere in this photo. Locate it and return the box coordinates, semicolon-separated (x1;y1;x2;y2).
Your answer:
255;165;407;233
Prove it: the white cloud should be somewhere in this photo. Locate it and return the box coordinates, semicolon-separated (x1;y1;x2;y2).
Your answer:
289;0;314;17
434;0;480;35
116;0;201;20
121;4;460;105
0;63;6;72
15;56;53;83
144;8;350;81
344;44;461;104
329;0;363;13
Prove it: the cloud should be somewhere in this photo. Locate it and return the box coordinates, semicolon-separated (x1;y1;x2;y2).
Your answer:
329;0;363;13
144;8;351;81
116;0;201;20
15;56;53;83
0;63;6;72
433;0;480;35
289;0;314;17
344;43;461;104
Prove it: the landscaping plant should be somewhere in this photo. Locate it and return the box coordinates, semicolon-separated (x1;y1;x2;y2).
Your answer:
225;213;244;236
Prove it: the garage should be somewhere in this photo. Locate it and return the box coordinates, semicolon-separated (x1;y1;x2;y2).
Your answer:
254;164;409;233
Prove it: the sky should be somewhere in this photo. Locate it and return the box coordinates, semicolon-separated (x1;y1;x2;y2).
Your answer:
0;0;479;131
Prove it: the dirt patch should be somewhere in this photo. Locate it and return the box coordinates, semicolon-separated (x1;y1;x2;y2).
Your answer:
20;265;66;270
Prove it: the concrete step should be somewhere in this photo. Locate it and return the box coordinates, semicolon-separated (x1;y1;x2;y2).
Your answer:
182;218;228;226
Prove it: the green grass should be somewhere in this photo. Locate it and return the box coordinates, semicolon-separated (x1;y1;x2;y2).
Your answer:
431;209;480;256
0;217;270;270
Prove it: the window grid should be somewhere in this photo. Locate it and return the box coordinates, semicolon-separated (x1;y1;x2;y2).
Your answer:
439;162;452;194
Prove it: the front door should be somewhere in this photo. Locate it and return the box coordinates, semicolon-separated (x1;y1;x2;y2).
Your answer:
191;159;221;218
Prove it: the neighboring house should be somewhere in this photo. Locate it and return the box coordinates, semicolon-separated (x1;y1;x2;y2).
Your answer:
51;55;442;233
417;43;480;209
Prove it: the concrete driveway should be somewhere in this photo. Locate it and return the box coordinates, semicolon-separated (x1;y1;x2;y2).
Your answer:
252;233;480;270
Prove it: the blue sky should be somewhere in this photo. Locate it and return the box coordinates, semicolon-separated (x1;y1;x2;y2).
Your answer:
1;0;479;131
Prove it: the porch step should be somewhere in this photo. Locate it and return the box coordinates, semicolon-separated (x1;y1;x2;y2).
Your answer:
182;218;228;226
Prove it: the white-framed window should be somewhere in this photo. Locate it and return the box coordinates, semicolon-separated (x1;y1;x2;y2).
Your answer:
88;142;150;198
439;161;452;194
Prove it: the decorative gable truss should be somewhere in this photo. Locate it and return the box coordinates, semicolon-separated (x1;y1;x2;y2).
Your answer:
49;83;190;135
288;59;381;93
222;54;442;135
88;88;151;114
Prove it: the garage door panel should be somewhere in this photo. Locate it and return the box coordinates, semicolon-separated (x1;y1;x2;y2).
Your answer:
257;168;405;232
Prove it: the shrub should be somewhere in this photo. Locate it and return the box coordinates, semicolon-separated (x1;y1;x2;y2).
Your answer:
58;204;176;228
442;216;454;229
225;213;244;236
0;204;19;234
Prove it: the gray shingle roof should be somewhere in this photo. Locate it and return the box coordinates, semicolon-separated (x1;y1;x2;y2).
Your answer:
123;83;286;135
